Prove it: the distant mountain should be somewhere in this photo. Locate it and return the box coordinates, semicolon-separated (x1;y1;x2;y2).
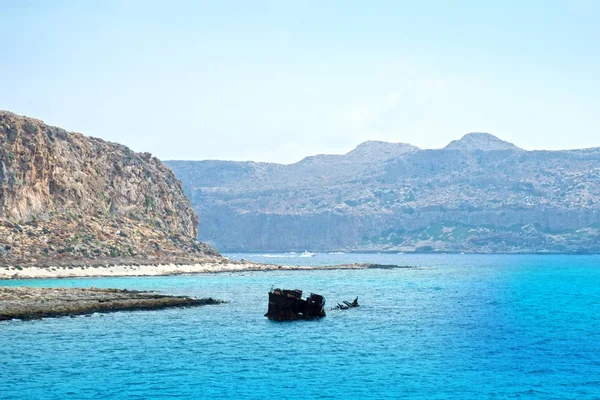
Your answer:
166;134;600;254
341;141;420;161
0;111;218;267
445;132;522;151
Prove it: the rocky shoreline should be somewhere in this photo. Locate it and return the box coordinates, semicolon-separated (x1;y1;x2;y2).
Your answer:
0;287;224;321
0;261;415;280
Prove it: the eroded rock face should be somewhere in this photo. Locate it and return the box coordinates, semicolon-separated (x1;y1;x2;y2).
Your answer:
0;111;218;266
166;134;600;253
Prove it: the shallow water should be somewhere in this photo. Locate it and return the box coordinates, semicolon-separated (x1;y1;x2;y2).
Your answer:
1;254;599;399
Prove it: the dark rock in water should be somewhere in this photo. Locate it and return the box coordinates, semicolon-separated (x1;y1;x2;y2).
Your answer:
265;288;326;321
335;297;359;310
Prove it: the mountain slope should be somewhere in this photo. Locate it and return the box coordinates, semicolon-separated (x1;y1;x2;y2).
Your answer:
0;111;218;266
166;136;600;253
444;132;522;151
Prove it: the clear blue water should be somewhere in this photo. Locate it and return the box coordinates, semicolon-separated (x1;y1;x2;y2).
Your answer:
1;253;599;399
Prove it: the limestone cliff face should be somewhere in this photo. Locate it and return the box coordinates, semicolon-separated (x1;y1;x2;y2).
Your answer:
166;133;600;254
0;111;218;266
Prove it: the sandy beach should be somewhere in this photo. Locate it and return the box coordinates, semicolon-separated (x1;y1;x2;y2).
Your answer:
0;261;408;280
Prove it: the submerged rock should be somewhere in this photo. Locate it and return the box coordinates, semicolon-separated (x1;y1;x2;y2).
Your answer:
0;287;225;320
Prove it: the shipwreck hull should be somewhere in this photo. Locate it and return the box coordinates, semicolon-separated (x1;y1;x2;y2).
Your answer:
266;289;326;321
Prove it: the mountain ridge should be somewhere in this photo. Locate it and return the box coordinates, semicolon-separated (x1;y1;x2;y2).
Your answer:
165;133;600;253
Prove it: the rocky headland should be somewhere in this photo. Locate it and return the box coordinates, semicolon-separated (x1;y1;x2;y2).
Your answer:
0;111;218;267
0;287;224;320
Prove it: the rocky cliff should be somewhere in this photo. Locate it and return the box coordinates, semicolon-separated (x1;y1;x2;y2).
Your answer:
0;111;218;266
166;133;600;253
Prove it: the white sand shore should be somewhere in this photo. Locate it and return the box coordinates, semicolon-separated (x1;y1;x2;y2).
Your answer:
0;261;371;280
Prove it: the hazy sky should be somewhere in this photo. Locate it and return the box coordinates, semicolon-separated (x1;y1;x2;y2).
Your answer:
1;1;599;163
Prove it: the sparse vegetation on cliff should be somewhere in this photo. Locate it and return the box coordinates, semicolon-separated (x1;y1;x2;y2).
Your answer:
0;111;219;266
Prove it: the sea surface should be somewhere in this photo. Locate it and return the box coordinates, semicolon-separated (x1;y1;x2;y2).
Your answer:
1;253;599;399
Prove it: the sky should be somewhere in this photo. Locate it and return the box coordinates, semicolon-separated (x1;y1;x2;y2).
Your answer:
1;0;599;163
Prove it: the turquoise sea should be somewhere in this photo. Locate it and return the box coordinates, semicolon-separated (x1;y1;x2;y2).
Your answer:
1;253;599;399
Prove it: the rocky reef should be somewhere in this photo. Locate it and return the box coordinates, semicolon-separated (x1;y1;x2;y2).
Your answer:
0;111;218;266
0;287;224;320
166;133;600;253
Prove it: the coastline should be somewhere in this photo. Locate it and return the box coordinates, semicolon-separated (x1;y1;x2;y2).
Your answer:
0;261;412;280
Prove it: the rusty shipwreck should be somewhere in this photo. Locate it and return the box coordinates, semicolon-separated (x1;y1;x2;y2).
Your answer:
265;288;326;321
